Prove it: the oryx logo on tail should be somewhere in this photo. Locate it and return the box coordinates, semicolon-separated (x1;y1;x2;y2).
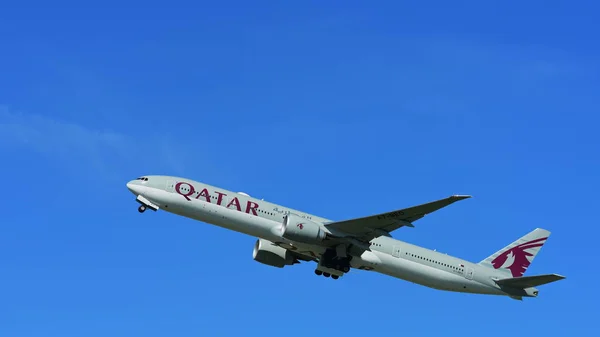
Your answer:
491;237;548;277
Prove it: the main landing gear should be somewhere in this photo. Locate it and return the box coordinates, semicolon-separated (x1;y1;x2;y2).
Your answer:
314;269;340;279
138;205;147;213
314;247;352;280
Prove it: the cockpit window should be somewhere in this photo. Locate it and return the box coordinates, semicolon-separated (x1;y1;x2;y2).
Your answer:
136;177;149;181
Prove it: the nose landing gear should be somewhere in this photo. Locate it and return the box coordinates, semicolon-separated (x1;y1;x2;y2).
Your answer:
134;195;159;213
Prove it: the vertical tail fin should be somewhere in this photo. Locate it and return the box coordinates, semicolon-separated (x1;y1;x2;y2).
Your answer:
478;228;550;278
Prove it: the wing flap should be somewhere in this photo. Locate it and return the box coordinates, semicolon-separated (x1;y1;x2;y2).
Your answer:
495;274;566;288
325;195;471;240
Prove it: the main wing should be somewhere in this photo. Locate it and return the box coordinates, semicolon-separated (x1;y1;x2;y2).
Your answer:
325;195;471;241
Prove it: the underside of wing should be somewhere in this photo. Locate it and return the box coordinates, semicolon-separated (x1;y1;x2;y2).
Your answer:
325;195;471;241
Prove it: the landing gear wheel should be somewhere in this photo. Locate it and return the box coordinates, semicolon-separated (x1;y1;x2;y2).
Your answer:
342;266;350;273
323;272;331;278
314;270;323;276
138;205;146;213
331;275;339;280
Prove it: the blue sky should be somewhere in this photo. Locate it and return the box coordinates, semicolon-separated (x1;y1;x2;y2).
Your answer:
0;1;597;336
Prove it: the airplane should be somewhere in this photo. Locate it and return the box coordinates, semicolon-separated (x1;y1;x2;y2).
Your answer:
126;175;565;300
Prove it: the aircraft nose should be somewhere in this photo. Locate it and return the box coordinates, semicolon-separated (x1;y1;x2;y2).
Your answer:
126;181;141;195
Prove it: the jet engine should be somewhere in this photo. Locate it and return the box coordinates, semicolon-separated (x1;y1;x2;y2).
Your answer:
252;239;295;268
280;213;326;244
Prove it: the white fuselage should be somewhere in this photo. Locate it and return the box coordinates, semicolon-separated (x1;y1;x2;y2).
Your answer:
128;176;507;296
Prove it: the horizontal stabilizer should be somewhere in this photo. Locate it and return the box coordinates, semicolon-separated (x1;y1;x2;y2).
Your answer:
496;274;566;289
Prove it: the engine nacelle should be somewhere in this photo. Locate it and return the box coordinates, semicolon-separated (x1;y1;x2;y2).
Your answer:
280;213;326;244
252;239;294;268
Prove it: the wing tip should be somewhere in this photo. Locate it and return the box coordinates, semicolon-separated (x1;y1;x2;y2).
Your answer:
451;194;472;200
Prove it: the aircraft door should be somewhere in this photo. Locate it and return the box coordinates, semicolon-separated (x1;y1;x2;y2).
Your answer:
465;267;474;280
392;246;402;258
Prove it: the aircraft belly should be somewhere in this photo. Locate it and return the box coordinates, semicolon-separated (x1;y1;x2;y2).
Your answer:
370;252;496;293
379;254;460;289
